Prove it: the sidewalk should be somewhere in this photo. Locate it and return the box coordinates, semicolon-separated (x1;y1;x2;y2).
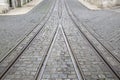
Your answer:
78;0;100;10
78;0;120;11
109;6;120;13
0;0;43;15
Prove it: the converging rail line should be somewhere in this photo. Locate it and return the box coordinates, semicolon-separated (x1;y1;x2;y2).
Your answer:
37;24;83;80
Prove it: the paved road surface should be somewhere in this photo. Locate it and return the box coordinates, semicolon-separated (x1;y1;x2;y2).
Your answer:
0;0;120;80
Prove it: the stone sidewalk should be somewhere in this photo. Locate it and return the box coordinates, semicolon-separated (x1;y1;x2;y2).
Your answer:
0;0;43;15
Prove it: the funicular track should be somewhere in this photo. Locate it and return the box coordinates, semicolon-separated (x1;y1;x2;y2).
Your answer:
0;0;120;80
36;24;83;80
64;0;120;79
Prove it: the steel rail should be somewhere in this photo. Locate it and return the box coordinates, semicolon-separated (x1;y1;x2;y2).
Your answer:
35;25;59;80
58;1;85;79
36;25;59;80
60;24;85;80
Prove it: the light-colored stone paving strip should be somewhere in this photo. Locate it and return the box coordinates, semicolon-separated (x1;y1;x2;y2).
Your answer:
40;26;79;80
78;0;100;10
0;0;55;77
62;1;118;80
1;0;59;79
0;0;43;15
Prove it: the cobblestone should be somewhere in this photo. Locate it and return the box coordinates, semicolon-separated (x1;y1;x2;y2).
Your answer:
61;1;118;79
0;0;56;76
1;0;59;79
66;0;120;77
66;0;120;63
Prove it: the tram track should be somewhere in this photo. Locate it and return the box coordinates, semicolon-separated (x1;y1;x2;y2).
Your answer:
64;0;120;79
0;0;57;79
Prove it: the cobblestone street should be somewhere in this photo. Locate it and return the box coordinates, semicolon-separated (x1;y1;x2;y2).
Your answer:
0;0;120;80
